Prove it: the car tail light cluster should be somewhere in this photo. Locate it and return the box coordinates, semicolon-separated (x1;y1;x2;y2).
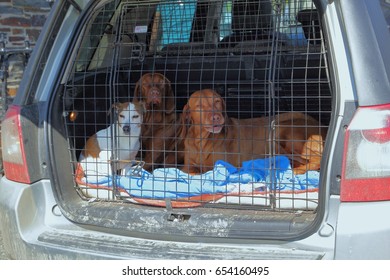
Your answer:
341;103;390;202
1;105;31;184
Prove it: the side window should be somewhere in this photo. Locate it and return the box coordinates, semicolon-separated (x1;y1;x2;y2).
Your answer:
278;0;316;46
380;0;390;32
190;2;209;42
120;5;157;47
151;0;197;50
219;0;232;40
75;2;158;71
218;0;316;47
218;0;273;48
74;1;117;71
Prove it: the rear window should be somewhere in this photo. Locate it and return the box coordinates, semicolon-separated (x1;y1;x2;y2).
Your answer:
380;0;390;32
75;0;319;71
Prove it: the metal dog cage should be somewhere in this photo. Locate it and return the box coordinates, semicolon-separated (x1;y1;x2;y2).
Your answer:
63;0;331;211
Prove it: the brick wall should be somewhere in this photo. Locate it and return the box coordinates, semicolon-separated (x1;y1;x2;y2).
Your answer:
0;0;52;47
0;0;52;105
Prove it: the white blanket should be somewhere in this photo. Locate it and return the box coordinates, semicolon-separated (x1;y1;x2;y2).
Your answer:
76;156;319;209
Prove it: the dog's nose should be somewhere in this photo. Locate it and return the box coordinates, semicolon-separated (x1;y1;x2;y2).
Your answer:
122;125;130;134
212;113;221;122
150;88;160;95
148;89;161;105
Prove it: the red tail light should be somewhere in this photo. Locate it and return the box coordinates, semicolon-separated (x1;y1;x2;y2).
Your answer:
341;103;390;202
1;105;31;184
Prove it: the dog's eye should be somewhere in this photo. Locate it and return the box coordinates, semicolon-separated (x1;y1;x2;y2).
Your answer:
133;115;139;119
119;114;125;119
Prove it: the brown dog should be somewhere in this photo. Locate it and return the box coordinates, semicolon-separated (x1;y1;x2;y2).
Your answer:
133;73;183;171
180;89;326;175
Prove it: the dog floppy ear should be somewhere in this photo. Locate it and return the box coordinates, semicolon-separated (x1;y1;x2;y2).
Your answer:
134;101;146;116
113;101;128;109
133;77;144;103
213;90;227;117
221;95;228;123
163;76;175;115
221;95;226;113
107;102;124;125
221;96;230;133
108;102;120;116
179;103;191;139
213;91;229;133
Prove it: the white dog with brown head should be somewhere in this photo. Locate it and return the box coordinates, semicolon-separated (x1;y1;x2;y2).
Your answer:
79;102;144;180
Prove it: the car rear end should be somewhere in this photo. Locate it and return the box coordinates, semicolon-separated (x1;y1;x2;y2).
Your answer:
1;0;390;260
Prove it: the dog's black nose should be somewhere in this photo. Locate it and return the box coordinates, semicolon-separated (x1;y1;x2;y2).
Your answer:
122;125;130;134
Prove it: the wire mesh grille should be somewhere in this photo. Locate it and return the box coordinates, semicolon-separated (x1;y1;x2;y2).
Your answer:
63;0;331;211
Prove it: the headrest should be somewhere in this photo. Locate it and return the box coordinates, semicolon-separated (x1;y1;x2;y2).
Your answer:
121;6;156;35
231;0;273;33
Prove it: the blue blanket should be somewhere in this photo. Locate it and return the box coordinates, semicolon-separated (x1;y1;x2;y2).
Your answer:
80;156;319;199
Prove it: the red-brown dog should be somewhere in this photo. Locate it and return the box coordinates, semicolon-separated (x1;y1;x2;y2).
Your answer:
133;73;183;171
180;89;326;175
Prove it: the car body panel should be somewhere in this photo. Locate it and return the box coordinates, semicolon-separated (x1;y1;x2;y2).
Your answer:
0;177;338;259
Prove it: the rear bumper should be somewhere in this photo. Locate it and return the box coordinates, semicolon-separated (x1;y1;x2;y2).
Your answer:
0;177;333;260
335;201;390;259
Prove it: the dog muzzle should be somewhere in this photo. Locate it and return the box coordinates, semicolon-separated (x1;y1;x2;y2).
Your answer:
122;125;131;135
147;89;161;105
205;125;223;134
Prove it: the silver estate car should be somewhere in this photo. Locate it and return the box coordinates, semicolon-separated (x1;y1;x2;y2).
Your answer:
1;0;390;259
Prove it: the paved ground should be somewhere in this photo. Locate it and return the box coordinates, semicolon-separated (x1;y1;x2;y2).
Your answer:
0;230;9;259
0;173;9;259
0;176;11;260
